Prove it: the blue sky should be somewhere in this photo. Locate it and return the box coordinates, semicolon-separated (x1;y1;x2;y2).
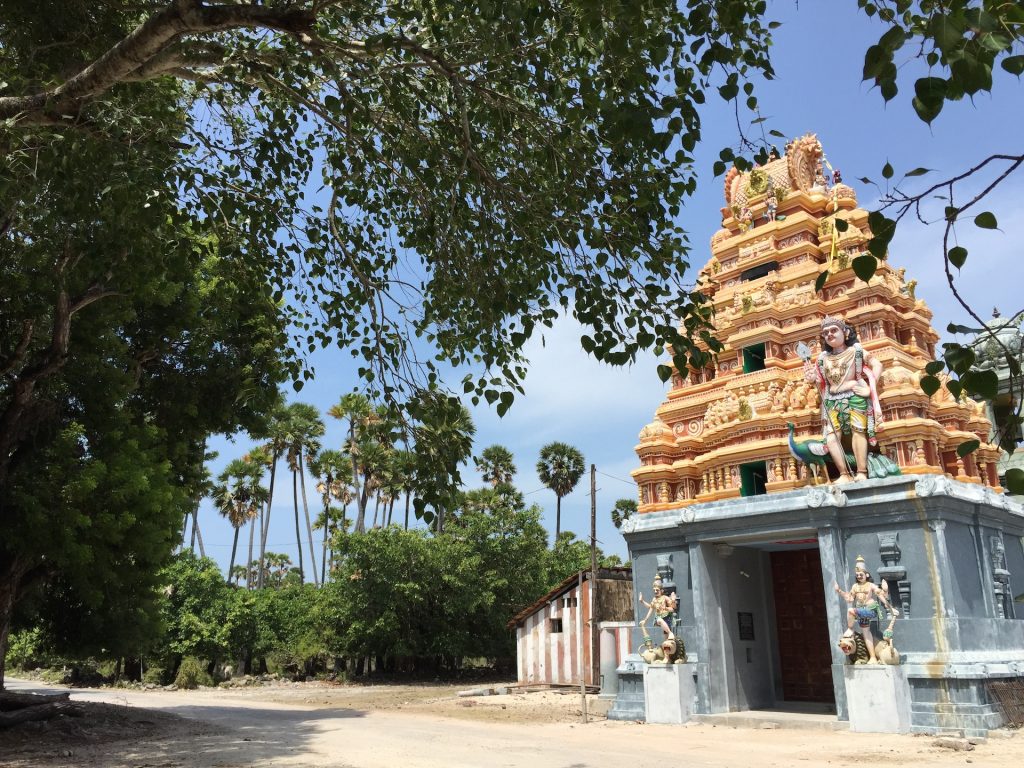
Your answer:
194;3;1024;571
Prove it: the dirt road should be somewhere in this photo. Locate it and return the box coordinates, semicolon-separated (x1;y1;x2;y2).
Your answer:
1;678;1018;768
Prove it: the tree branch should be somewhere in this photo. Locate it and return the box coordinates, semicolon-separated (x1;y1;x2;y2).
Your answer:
0;1;318;125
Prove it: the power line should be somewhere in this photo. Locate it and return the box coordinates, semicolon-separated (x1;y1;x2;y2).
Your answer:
596;469;635;486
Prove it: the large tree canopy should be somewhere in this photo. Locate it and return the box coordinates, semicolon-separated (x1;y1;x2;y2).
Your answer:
0;0;778;405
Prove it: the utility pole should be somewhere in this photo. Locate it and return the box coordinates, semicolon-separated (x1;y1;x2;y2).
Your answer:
589;464;600;696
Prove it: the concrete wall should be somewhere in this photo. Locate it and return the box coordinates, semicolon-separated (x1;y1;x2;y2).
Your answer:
617;476;1024;734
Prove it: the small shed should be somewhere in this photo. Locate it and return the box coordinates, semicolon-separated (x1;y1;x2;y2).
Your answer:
508;567;634;687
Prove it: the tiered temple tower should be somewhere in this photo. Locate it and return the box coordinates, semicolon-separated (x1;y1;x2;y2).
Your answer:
633;134;1002;511
612;135;1024;736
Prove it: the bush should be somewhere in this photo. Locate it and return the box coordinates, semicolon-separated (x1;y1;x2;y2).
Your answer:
174;656;213;689
4;627;46;671
142;665;166;686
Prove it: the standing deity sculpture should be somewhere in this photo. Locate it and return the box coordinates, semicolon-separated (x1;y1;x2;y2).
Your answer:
638;576;686;664
834;556;900;664
802;316;886;483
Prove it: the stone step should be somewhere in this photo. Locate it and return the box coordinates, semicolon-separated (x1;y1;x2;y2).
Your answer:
691;709;850;731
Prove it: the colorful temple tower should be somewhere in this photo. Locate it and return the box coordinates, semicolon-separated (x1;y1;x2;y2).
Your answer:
633;134;1002;511
613;135;1024;735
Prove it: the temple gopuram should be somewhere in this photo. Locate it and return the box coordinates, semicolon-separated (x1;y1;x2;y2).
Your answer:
610;135;1024;736
633;133;1002;512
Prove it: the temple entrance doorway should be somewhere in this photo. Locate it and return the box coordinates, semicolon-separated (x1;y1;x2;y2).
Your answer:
769;547;835;704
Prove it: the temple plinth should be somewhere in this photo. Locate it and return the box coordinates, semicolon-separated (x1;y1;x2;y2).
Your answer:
632;133;1003;512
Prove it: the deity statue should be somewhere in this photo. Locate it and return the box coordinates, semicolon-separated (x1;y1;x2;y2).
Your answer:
803;316;884;483
832;169;843;185
834;556;899;664
638;576;677;641
737;206;754;232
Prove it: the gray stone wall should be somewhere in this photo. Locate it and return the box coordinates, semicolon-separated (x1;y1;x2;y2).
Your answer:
616;475;1024;734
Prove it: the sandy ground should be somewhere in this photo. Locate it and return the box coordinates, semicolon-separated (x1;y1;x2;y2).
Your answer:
0;677;1019;768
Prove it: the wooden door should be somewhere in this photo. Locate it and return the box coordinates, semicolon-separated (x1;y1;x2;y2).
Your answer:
770;549;835;703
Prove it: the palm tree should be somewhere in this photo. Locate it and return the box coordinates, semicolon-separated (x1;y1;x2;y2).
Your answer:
309;449;353;583
610;498;637;529
410;393;475;533
262;552;293;589
243;446;271;589
213;457;268;585
283;403;325;585
475;445;517;488
390;448;417;529
536;442;586;540
327;393;372;530
184;456;214;558
255;400;289;589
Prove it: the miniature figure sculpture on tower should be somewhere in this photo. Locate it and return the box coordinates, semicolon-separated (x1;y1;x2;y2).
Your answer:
834;556;899;664
804;316;884;484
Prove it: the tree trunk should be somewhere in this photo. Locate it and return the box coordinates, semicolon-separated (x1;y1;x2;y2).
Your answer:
387;497;396;526
191;508;206;558
371;494;381;528
246;512;257;589
298;449;319;586
180;511;190;552
292;470;305;580
348;419;365;530
0;698;82;728
320;508;329;585
0;581;16;691
258;450;279;589
555;494;562;541
226;525;240;585
354;482;369;534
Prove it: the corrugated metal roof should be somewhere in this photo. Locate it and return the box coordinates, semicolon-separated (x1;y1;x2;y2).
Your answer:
506;566;632;628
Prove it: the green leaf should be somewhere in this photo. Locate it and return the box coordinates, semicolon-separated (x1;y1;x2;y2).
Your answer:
920;375;941;397
948;246;967;269
943;344;976;375
1005;468;1024;495
834;218;850;232
656;364;673;382
957;439;980;458
882;161;894;179
963;369;999;400
924;361;945;375
947;380;964;400
852;254;877;282
814;271;829;293
1001;55;1024;76
946;323;982;335
904;167;933;177
912;95;943;123
974;212;998;229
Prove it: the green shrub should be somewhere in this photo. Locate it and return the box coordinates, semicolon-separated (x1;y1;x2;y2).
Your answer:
4;627;45;670
174;656;213;689
142;665;166;686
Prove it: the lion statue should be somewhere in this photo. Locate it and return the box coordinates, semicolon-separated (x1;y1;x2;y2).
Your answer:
837;630;900;665
640;635;688;665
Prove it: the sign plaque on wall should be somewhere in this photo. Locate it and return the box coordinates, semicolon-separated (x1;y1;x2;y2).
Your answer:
737;611;755;641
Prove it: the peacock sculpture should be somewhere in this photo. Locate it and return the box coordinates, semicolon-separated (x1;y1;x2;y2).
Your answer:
786;422;830;485
786;422;901;484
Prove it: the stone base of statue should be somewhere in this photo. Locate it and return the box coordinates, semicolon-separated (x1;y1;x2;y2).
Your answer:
643;663;696;724
606;654;647;721
844;664;912;733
